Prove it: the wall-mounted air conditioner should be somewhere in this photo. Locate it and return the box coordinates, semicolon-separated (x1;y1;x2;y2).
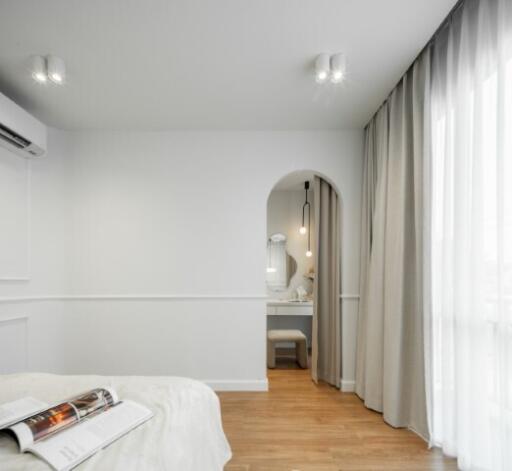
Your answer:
0;92;47;158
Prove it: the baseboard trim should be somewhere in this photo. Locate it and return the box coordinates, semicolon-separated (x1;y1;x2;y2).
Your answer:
340;378;356;392
204;379;269;392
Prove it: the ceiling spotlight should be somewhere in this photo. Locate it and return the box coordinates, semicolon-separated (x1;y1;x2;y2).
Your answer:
330;53;346;84
31;56;47;83
47;55;66;84
315;53;330;84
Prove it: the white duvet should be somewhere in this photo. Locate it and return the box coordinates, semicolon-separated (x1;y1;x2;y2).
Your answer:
0;373;232;470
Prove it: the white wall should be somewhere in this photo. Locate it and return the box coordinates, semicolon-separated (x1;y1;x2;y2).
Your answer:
0;147;30;281
0;129;72;375
0;129;72;297
0;130;363;391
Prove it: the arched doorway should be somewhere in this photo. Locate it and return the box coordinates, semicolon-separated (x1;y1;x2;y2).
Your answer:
265;170;342;388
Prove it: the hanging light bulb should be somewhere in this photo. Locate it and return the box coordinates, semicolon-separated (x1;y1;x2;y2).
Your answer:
300;181;310;235
300;180;313;258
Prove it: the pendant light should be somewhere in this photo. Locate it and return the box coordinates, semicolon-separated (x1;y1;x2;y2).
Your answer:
299;181;312;257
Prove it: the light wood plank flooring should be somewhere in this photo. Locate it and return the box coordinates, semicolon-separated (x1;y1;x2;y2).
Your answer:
219;363;456;471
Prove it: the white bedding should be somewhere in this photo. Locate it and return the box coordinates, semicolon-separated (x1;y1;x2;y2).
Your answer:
0;373;232;470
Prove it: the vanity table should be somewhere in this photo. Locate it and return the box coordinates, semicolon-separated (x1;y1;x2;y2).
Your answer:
266;300;313;317
267;300;313;351
266;232;314;349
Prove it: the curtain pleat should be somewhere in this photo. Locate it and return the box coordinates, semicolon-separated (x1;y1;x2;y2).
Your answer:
355;49;431;439
356;0;512;465
312;176;341;387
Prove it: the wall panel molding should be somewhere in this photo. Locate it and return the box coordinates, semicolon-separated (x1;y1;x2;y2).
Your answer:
0;315;28;374
0;158;31;281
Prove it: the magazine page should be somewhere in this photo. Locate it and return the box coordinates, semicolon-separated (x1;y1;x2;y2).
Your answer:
9;387;118;451
28;400;153;471
0;397;49;429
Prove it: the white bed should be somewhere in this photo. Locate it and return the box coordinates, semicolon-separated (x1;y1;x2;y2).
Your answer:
0;373;232;470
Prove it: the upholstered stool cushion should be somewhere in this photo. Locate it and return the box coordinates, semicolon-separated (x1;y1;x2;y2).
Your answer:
267;329;306;342
267;329;308;369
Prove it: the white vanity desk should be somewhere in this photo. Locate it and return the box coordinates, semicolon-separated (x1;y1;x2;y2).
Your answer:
266;300;313;317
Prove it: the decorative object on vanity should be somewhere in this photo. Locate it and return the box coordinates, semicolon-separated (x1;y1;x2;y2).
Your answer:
267;329;308;369
266;233;297;291
299;181;313;257
314;53;347;84
31;55;66;85
296;285;308;302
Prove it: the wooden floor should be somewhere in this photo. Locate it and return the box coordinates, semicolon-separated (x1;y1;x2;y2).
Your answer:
219;360;457;471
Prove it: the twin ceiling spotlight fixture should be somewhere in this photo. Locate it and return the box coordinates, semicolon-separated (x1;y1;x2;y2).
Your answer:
31;55;66;85
299;181;313;258
315;53;346;84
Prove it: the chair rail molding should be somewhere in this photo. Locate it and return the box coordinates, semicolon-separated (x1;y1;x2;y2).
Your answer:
0;293;360;303
0;294;268;303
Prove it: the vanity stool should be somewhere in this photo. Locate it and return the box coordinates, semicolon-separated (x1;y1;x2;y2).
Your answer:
267;329;308;369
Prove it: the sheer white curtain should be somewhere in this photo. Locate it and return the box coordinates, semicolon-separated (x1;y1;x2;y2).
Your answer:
429;0;512;469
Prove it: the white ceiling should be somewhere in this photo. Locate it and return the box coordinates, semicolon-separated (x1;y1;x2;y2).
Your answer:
0;0;456;131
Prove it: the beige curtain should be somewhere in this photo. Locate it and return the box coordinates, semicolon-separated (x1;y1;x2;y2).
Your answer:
354;112;384;399
312;176;340;388
355;48;430;439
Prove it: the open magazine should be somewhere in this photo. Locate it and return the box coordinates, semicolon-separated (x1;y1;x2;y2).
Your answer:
0;388;153;471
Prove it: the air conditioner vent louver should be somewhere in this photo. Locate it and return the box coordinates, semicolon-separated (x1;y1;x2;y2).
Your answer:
0;92;46;158
0;122;31;149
